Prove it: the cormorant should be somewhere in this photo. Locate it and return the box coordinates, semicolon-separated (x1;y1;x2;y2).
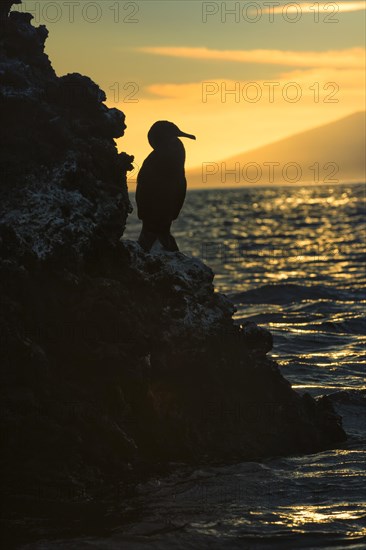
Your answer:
136;121;196;252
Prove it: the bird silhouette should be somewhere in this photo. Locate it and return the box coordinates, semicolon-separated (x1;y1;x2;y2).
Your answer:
136;121;196;252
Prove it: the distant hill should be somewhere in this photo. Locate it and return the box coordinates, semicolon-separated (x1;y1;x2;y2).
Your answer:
187;112;366;187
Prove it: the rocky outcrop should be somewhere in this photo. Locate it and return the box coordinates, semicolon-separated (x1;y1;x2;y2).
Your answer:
0;1;346;542
0;1;133;266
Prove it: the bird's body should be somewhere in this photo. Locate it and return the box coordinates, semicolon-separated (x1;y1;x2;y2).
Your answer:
136;121;195;252
136;139;186;223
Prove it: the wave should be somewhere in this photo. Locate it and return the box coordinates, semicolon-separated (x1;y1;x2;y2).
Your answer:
228;283;365;305
328;389;366;438
318;318;366;335
328;388;366;406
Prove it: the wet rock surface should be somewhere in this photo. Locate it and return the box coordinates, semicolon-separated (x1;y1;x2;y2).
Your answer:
0;2;346;545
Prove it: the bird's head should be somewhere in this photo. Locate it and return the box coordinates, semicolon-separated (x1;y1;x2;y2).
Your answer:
148;121;196;149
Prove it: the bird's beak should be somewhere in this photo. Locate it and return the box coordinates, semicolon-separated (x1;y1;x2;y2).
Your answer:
177;131;196;140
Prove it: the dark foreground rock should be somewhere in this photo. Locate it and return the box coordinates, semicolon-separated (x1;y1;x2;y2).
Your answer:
0;1;346;544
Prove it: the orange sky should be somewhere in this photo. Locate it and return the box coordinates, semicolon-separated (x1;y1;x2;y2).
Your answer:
112;47;365;175
14;0;366;183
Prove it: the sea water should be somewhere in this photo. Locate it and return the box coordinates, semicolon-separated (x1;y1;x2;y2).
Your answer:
23;184;366;549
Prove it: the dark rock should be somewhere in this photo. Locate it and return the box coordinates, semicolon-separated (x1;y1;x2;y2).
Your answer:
239;320;273;355
0;1;21;20
0;2;133;268
0;1;346;543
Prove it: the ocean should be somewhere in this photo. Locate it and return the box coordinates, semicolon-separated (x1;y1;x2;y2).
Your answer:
23;183;366;549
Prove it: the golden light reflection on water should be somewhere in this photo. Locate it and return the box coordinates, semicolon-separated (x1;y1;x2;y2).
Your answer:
146;186;365;546
267;272;292;280
221;504;366;538
274;505;366;531
292;384;363;390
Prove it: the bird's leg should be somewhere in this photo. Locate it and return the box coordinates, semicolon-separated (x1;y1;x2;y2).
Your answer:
138;225;158;252
138;221;179;252
157;223;179;252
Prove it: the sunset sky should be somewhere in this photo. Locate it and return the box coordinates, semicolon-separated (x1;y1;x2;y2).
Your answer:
14;1;365;180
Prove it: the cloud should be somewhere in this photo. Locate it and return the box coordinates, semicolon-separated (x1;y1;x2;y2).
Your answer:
111;64;365;173
143;67;365;115
145;68;365;101
262;1;366;15
137;47;365;70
